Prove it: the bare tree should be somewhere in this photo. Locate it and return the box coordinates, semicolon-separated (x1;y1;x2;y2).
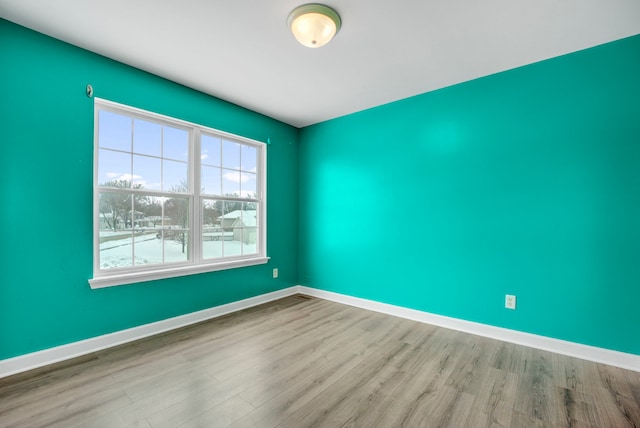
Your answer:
165;180;190;253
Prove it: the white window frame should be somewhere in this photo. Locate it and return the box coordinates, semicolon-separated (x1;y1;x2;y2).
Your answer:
89;98;268;289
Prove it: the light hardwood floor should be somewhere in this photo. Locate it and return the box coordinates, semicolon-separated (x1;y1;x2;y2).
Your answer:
1;295;639;427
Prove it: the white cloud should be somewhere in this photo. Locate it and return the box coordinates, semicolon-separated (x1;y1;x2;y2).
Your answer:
222;171;256;183
105;172;143;181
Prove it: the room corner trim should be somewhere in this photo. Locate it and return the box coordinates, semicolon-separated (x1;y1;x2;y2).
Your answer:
0;286;300;379
297;286;640;373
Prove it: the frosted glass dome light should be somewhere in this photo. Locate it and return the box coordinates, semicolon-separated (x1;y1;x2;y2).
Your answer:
288;4;341;48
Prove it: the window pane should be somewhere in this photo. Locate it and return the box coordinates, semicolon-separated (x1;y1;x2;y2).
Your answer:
202;199;222;227
240;172;256;198
201;166;222;196
98;191;133;269
221;201;241;228
140;196;164;229
201;134;221;166
202;199;224;259
99;191;132;232
222;169;240;196
132;196;162;266
99;231;133;269
222;140;240;169
98;149;131;186
224;232;242;257
241;204;257;225
202;232;223;259
241;144;257;172
243;228;258;255
99;110;131;152
132;155;161;190
164;160;188;192
163;196;190;263
163;230;189;263
220;201;242;257
164;196;189;229
163;126;188;161
133;119;161;157
240;204;258;255
226;231;242;257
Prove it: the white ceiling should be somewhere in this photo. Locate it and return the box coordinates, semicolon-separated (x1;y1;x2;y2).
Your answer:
2;0;639;128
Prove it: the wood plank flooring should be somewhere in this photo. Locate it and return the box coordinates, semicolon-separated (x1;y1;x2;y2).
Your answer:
1;295;639;427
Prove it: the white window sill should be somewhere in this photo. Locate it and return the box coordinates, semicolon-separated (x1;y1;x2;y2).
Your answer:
89;257;270;289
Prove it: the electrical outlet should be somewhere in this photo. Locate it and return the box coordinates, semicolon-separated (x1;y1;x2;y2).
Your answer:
273;268;278;278
505;294;516;310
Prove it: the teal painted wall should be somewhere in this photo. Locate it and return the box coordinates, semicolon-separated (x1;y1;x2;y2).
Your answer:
2;16;639;361
0;19;298;360
299;35;640;355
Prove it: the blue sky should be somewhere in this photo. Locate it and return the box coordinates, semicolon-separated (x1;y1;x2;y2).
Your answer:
98;110;257;196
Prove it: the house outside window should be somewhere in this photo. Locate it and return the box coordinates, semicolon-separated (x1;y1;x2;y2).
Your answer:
90;99;267;288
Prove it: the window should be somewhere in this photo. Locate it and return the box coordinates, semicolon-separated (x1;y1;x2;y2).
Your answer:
90;99;267;288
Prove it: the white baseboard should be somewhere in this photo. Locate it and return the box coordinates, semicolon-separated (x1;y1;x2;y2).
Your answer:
298;286;640;373
0;286;300;379
3;285;638;379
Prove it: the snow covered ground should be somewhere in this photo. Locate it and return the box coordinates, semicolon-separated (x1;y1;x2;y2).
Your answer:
99;233;256;269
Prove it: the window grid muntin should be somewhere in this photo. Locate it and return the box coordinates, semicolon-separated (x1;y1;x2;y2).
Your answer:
97;188;194;271
199;196;260;260
98;111;190;194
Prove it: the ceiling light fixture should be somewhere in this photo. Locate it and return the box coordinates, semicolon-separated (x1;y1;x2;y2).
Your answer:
288;4;341;48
